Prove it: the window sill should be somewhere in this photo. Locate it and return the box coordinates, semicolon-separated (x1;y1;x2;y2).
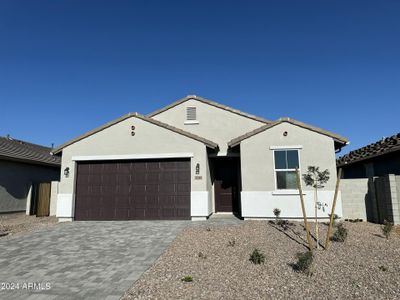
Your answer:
272;190;305;195
184;120;199;125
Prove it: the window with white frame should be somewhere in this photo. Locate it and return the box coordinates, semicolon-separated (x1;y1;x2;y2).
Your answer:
274;149;299;189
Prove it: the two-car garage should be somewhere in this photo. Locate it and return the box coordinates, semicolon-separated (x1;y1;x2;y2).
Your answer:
74;158;191;220
54;112;218;221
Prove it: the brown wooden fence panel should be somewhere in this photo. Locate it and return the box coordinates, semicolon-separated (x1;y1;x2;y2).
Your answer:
36;183;51;217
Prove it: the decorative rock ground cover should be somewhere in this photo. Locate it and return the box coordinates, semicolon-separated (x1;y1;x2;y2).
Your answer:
123;221;400;300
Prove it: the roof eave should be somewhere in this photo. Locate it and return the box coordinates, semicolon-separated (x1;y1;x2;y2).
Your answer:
228;118;348;148
337;146;400;167
0;155;61;168
53;112;219;154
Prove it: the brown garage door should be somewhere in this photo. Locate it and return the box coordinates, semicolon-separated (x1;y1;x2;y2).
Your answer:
74;159;191;220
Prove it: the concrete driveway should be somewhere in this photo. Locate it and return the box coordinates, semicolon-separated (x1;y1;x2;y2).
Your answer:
0;221;188;300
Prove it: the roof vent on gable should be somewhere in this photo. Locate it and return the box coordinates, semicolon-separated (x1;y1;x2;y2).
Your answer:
185;107;199;125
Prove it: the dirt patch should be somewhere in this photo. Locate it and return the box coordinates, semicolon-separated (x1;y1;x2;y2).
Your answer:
123;221;400;300
0;212;58;239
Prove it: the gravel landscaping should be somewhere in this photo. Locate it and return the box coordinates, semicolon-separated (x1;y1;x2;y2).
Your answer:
0;212;58;239
123;220;400;300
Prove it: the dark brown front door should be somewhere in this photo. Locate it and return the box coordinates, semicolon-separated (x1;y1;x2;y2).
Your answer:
214;158;240;213
74;159;191;220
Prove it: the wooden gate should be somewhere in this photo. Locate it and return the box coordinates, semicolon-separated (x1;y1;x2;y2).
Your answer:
36;183;51;217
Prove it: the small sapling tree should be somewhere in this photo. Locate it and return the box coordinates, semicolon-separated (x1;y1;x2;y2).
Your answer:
303;166;330;249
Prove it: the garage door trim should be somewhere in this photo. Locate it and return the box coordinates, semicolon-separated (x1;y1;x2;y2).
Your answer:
72;153;194;161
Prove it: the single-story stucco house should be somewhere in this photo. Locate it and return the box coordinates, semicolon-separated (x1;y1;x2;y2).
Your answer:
0;136;61;214
53;95;348;221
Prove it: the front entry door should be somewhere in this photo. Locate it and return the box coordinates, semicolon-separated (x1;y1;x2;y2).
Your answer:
214;158;240;213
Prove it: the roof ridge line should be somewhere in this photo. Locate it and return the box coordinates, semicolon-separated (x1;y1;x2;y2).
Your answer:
147;95;272;124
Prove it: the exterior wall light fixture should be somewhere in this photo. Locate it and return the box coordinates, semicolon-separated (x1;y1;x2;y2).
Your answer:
195;163;200;175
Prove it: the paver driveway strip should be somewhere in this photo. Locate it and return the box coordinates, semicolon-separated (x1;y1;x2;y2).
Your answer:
0;221;188;300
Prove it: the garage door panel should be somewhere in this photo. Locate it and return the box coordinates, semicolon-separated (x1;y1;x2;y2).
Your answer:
132;162;147;171
160;208;176;218
78;164;91;174
132;184;146;193
159;184;175;193
117;176;131;187
91;185;102;195
89;175;103;185
103;174;118;185
160;172;175;182
75;159;190;220
90;164;103;173
118;185;130;195
146;172;159;182
118;162;131;171
145;208;159;218
86;208;102;219
146;184;159;193
147;162;160;170
177;171;190;182
115;208;129;219
159;195;175;206
177;183;190;193
146;195;158;206
102;185;116;195
176;208;190;218
134;173;146;183
115;196;130;207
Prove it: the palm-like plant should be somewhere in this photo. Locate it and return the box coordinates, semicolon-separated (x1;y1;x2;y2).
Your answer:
303;166;330;249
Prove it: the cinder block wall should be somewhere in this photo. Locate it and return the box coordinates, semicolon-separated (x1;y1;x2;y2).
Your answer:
341;175;400;224
341;178;369;221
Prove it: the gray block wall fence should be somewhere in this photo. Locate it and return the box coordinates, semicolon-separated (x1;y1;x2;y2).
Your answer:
341;174;400;224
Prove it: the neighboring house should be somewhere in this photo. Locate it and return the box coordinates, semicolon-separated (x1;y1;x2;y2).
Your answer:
337;133;400;224
53;95;348;221
337;133;400;178
0;136;61;214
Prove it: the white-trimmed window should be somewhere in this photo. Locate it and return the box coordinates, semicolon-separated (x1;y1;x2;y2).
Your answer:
274;149;299;189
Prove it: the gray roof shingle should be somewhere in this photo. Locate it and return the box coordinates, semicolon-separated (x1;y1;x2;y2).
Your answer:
337;133;400;167
0;136;61;167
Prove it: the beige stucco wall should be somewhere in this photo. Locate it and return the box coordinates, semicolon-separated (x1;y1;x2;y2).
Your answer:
151;99;265;153
59;116;210;196
240;122;337;192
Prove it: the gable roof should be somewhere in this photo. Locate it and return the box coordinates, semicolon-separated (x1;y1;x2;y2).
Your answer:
52;113;218;154
147;95;272;124
0;136;60;167
228;117;349;148
337;133;400;167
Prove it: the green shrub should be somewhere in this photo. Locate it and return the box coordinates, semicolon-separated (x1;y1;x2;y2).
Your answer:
331;223;348;242
379;265;388;272
382;220;394;240
294;251;313;276
181;276;193;282
273;208;281;219
228;239;236;247
249;249;265;264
